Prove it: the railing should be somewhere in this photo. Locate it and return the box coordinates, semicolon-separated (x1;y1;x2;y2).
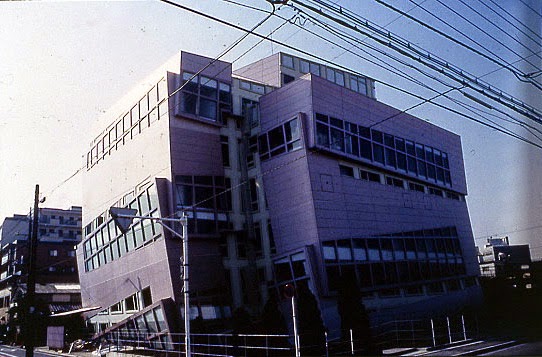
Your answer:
373;313;479;350
101;330;292;356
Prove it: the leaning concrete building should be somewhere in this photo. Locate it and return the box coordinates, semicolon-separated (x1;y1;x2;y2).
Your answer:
77;51;482;347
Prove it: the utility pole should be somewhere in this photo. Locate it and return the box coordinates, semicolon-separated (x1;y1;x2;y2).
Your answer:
25;185;39;357
110;208;191;356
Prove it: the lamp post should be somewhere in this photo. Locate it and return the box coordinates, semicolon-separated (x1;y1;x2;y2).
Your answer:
110;208;191;356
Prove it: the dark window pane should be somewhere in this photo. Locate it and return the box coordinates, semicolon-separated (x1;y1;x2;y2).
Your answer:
315;113;328;122
384;134;395;147
274;259;291;282
195;186;214;209
330;117;343;128
395;138;405;152
330;128;344;152
418;160;427;178
316;122;329;147
385;148;396;168
339;165;354;177
181;93;197;115
407;156;417;174
397;153;407;171
415;144;425;159
372;130;383;143
258;134;269;154
427;164;436;181
199;98;217;120
176;185;192;207
268;126;285;151
360;139;372;160
373;144;384;164
285;118;300;142
353;240;367;261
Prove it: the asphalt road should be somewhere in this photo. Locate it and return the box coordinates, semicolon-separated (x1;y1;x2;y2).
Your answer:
480;340;542;356
0;345;58;357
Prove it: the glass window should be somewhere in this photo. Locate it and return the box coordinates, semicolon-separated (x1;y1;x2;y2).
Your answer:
360;138;372;160
274;258;291;282
182;72;198;92
310;62;320;76
323;241;336;261
300;60;309;73
219;83;231;103
316;122;330;147
195;186;214;209
199;98;217;120
200;76;218;99
373;144;384;164
367;239;380;261
176;184;192;207
353;240;367;261
284;118;300;142
326;67;335;82
381;239;393;260
181;93;197;115
291;253;306;278
337;240;352;261
350;77;358;92
268;126;285;151
405;239;417;260
330;128;344;152
281;54;294;69
392;239;405;260
336;71;345;86
339;165;354;177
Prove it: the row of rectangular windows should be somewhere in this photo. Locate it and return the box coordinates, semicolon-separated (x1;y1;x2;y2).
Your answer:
359;277;478;299
325;260;467;291
339;164;463;201
175;175;231;235
316;113;452;187
83;186;162;272
87;77;168;170
258;117;303;161
280;53;371;96
322;235;463;263
179;72;232;123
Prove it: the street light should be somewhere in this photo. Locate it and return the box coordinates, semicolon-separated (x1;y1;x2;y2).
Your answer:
110;207;191;356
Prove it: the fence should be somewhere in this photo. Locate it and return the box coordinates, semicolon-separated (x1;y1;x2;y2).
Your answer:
373;313;479;350
91;315;478;356
101;330;292;356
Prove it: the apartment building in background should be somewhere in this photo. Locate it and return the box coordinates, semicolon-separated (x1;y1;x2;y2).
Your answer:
0;206;82;342
78;51;482;345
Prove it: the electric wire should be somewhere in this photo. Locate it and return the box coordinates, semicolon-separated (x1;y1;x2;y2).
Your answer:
375;0;542;85
456;0;542;66
291;0;542;121
414;0;542;69
39;1;281;207
277;2;542;143
39;1;542;217
479;0;542;44
519;0;542;19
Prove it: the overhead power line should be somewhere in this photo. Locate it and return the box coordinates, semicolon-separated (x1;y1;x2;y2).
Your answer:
457;0;542;63
480;0;542;44
283;3;542;142
288;0;542;124
417;0;542;70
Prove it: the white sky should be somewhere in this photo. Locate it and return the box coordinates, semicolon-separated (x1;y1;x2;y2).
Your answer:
1;0;541;258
